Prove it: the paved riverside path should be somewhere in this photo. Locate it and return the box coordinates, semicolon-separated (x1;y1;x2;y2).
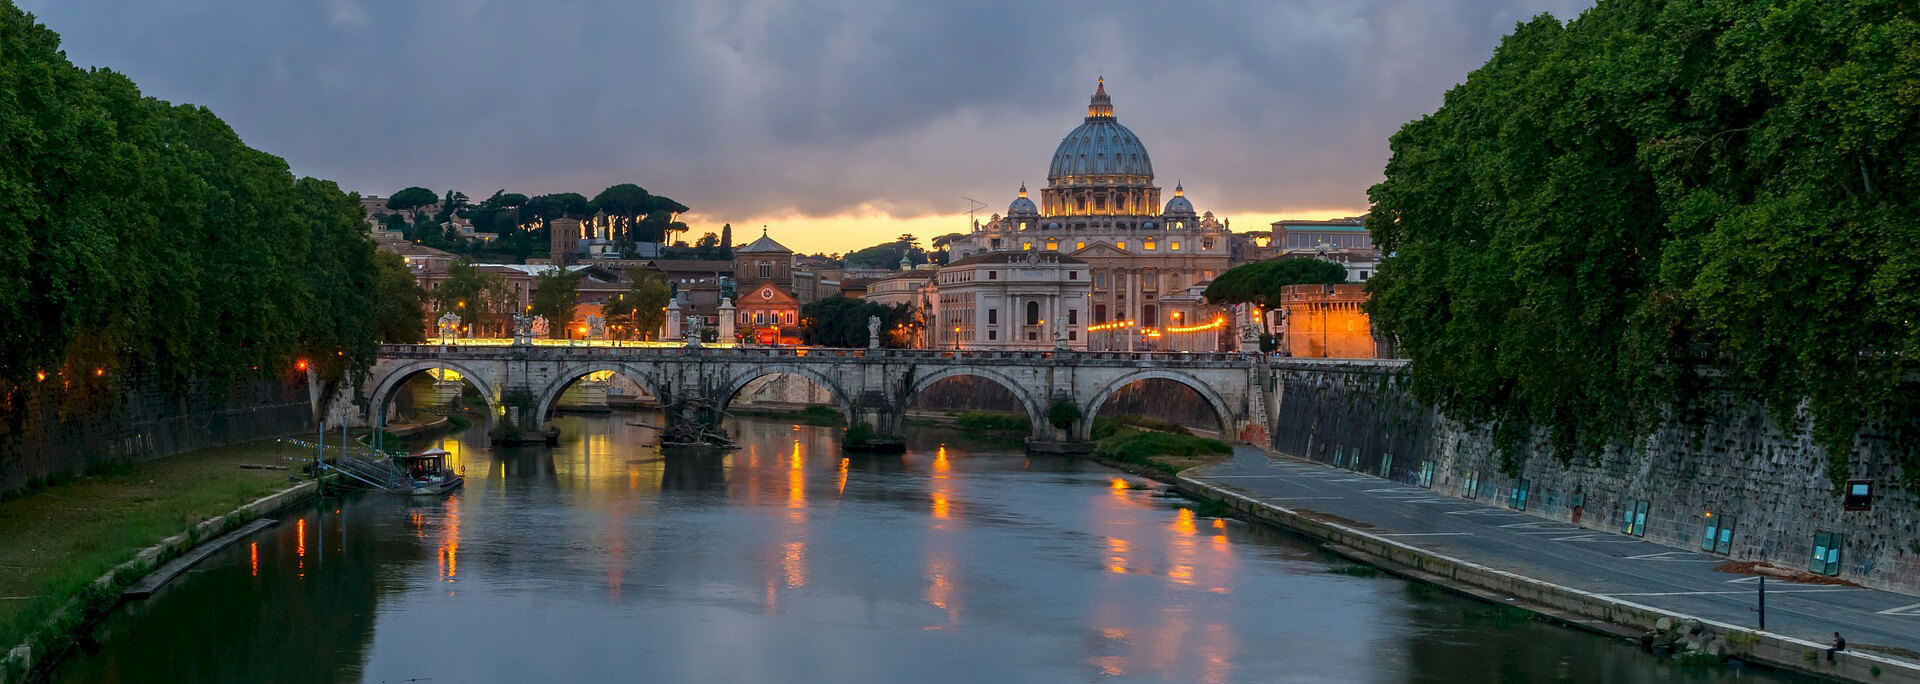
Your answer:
1189;447;1920;665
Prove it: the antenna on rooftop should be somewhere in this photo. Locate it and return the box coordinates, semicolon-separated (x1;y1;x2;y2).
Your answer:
962;196;988;228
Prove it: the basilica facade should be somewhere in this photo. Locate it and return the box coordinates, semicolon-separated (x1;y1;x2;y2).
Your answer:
944;79;1233;342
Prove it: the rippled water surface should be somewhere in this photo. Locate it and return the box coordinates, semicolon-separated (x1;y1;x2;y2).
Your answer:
55;415;1805;683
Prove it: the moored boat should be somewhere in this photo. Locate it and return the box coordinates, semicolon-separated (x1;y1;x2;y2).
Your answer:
391;448;464;496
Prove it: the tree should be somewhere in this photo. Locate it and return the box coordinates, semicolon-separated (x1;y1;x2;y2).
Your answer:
529;267;584;338
434;258;510;334
590;183;653;218
1202;258;1349;310
799;297;916;348
387;186;437;212
1366;0;1920;485
603;271;671;340
370;250;426;343
0;2;388;395
719;223;733;259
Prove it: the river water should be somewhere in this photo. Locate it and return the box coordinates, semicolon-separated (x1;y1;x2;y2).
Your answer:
54;415;1803;683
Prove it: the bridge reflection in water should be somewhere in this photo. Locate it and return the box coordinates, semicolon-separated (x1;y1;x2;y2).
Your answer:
57;414;1805;684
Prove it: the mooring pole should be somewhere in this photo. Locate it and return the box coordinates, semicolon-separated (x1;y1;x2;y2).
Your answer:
1757;576;1766;630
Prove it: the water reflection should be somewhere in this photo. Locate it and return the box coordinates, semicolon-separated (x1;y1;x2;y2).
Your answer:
54;414;1813;684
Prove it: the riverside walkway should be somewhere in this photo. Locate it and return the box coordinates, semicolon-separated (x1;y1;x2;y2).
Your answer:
1184;447;1920;682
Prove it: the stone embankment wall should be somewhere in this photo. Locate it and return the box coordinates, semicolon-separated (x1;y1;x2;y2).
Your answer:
0;375;313;497
1269;360;1920;595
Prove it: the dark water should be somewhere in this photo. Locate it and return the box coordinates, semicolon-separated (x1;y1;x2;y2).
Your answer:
55;415;1804;683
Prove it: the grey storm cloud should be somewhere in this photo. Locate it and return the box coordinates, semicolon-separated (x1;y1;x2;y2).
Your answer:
24;0;1592;220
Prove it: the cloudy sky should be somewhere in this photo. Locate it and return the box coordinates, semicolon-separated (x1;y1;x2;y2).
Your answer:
25;0;1591;254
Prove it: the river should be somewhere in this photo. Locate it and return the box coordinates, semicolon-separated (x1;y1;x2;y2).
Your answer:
53;414;1805;683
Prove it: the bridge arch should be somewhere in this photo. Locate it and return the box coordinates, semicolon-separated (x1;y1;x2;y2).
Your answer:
716;363;855;421
529;362;666;425
898;366;1048;438
365;358;501;425
1081;369;1235;441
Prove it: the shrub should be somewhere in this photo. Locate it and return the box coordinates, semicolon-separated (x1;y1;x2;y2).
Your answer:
1047;400;1080;431
955;410;1030;433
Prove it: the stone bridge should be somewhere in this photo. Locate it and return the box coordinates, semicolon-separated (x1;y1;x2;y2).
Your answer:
329;344;1273;450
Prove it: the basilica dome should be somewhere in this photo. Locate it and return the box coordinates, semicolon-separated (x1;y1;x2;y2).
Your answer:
1046;79;1154;183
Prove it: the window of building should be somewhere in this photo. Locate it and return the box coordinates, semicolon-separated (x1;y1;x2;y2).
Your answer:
988;330;997;341
1025;301;1040;325
988;271;998;280
1117;241;1126;250
990;238;1002;249
1202;270;1215;281
1046;240;1058;250
1170;241;1181;251
1068;331;1077;341
1095;196;1106;210
1144;239;1156;251
1360;271;1370;280
1068;309;1078;325
1068;271;1078;280
1075;241;1086;250
1201;238;1215;250
1094;304;1108;322
758;261;771;279
987;309;998;324
1026;331;1037;341
1023;242;1033;250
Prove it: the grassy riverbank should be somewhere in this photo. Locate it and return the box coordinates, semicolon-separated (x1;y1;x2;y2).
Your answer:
0;440;306;650
1092;420;1232;475
730;404;845;426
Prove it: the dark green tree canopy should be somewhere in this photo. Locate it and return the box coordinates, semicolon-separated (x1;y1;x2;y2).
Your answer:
0;5;386;392
799;297;916;348
1366;0;1920;485
386;186;437;211
1203;258;1349;310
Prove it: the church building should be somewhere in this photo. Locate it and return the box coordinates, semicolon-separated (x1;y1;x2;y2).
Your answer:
944;79;1234;338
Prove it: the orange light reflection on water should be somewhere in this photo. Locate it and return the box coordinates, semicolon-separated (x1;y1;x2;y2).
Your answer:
250;542;258;577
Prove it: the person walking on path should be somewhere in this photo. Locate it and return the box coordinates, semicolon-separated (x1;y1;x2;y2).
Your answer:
1828;632;1847;663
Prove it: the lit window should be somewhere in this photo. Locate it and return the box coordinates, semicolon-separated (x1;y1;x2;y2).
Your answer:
1046;240;1058;250
1144;240;1156;251
1024;242;1033;250
1117;241;1126;250
1170;241;1181;251
1075;241;1085;250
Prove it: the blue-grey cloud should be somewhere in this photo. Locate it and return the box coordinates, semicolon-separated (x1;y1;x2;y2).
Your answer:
23;0;1593;222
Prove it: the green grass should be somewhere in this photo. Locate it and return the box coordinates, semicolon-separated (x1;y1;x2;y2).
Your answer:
954;410;1031;433
1093;430;1232;474
1090;414;1193;440
1327;565;1382;578
1461;603;1539;625
0;440;302;651
731;404;845;426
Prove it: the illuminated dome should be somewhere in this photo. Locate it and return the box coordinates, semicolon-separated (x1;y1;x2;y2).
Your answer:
1164;183;1194;215
1046;78;1154;183
1009;183;1038;215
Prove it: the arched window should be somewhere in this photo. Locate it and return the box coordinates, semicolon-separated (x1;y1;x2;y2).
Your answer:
1026;300;1041;325
758;261;771;279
